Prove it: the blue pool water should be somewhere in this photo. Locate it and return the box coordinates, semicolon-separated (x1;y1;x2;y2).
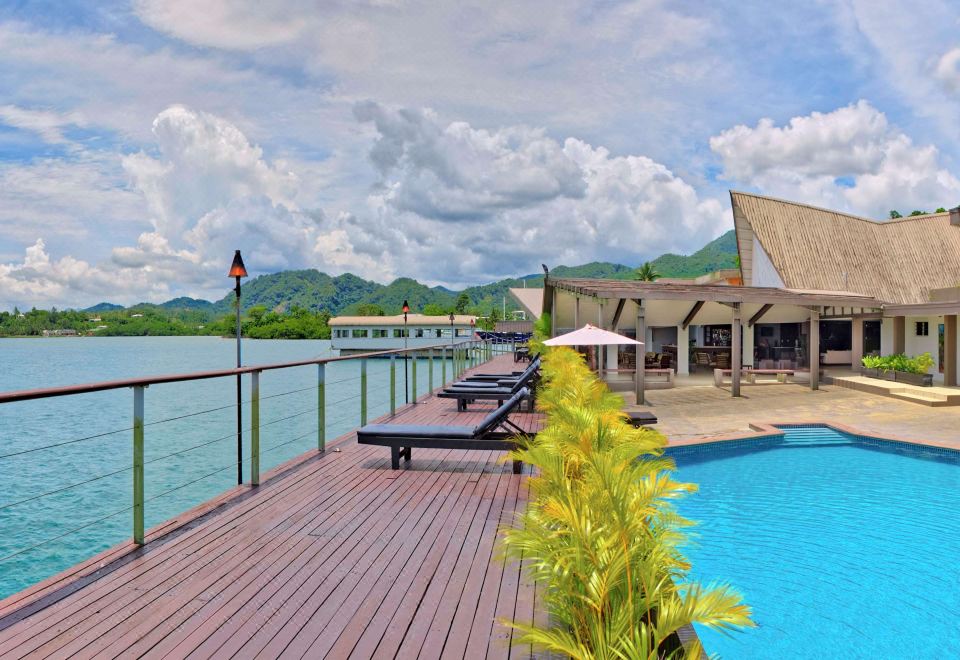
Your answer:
0;337;458;598
668;426;960;659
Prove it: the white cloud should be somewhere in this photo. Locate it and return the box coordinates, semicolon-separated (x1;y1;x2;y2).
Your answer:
0;105;389;309
134;1;308;51
131;0;727;154
0;105;85;145
0;239;167;309
935;47;960;92
355;103;727;286
825;0;960;140
0;154;145;248
354;102;586;221
116;105;389;289
710;101;960;218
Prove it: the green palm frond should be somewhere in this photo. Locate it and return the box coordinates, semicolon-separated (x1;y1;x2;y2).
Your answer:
500;346;753;658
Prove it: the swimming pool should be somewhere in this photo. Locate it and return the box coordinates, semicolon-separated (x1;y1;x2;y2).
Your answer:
667;425;960;659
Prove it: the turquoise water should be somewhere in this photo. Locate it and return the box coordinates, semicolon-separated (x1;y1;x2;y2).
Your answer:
0;337;456;598
668;426;960;658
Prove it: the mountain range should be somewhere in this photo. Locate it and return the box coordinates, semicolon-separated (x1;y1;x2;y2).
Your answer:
86;230;737;317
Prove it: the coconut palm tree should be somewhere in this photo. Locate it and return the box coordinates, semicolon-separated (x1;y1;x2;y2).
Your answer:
635;262;661;281
501;347;753;658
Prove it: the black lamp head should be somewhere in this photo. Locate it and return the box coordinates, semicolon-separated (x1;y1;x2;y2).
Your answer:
228;250;248;278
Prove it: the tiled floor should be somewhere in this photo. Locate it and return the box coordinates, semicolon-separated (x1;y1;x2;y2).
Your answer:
623;382;960;448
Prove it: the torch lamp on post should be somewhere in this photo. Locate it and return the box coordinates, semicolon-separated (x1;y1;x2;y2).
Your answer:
228;250;248;485
402;300;410;404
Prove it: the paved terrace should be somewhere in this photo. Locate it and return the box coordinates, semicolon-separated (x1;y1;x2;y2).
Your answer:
0;354;545;659
627;381;960;448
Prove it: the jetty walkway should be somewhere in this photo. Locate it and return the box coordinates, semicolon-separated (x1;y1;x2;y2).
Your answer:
0;354;545;659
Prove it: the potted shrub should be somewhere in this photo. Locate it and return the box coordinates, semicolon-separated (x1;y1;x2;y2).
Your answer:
860;353;934;386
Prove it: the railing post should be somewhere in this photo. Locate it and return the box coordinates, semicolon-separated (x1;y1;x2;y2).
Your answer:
442;347;447;385
428;348;434;393
360;358;368;425
411;353;418;403
317;364;326;451
133;385;145;546
251;370;260;486
390;355;396;416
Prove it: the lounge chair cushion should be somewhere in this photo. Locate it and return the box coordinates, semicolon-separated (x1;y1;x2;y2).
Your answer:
358;424;476;439
449;378;515;388
440;386;516;397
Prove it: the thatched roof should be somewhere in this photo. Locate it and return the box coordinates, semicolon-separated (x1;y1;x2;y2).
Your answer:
732;191;960;305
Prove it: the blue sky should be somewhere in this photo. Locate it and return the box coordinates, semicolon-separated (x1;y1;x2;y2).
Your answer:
1;0;959;308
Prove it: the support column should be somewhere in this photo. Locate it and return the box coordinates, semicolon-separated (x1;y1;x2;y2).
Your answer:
851;315;864;370
676;324;689;375
945;315;957;386
574;296;580;329
597;299;605;378
731;303;741;397
741;323;755;369
635;300;645;406
893;315;905;354
550;287;557;337
810;308;820;390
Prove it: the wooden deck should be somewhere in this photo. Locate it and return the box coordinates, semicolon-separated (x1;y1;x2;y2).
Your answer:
0;354;546;659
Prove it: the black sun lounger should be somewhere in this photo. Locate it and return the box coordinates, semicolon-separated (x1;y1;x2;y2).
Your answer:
446;359;539;394
357;388;532;472
625;411;658;427
460;356;540;383
438;376;535;411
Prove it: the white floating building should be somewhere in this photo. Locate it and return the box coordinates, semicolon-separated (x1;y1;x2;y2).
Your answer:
329;314;477;355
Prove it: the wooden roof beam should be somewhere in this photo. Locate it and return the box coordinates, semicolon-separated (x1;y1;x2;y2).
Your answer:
610;299;626;330
748;303;774;328
681;301;704;330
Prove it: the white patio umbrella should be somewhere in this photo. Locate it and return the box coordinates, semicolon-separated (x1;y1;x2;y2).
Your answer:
544;323;642;346
545;323;644;385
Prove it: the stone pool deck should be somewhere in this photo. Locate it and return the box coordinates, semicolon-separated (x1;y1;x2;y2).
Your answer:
622;383;960;449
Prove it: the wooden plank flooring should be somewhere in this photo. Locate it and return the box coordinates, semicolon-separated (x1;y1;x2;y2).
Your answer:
0;354;544;659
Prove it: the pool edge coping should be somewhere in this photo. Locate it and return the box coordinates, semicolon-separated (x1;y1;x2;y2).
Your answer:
666;420;960;453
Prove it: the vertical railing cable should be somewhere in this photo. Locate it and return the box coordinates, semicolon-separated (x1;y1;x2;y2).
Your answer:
390;355;396;415
132;385;145;545
251;371;260;486
317;364;326;452
360;358;368;426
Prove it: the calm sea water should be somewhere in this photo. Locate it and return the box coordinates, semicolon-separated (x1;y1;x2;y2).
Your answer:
0;336;453;598
669;426;960;658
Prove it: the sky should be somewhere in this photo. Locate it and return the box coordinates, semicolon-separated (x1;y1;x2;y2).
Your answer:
1;0;960;308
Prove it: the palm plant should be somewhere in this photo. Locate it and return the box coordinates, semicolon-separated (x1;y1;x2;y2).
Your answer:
635;262;661;281
501;347;753;658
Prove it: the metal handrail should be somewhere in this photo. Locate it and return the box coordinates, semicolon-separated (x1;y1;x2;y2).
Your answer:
0;339;480;404
0;337;505;557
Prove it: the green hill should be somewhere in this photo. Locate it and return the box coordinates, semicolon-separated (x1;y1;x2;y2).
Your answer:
649;230;737;278
79;230;738;319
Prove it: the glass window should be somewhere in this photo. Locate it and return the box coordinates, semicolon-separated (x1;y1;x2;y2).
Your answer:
435;329;443;338
415;328;425;338
393;329;404;338
351;328;368;338
372;329;388;338
441;328;452;337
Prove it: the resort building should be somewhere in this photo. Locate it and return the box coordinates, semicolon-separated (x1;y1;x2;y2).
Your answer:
542;191;960;400
329;313;477;354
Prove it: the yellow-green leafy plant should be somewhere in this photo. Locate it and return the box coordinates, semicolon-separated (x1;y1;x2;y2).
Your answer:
501;346;753;658
528;311;551;356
